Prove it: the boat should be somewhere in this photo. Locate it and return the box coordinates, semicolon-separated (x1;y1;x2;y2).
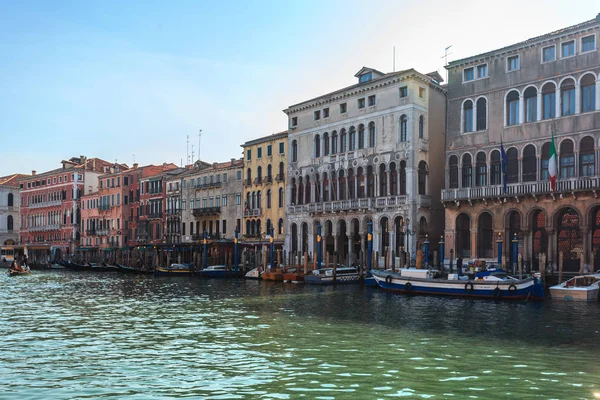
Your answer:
63;261;93;271
283;267;305;283
155;263;193;276
304;267;361;285
261;267;284;281
198;265;244;278
549;273;600;302
245;267;262;279
371;268;545;300
117;264;154;274
90;263;121;273
8;269;31;276
49;263;65;269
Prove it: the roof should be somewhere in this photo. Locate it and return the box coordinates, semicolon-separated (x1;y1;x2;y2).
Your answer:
242;131;288;147
284;68;445;113
354;66;385;78
448;13;600;68
167;158;244;180
0;174;29;186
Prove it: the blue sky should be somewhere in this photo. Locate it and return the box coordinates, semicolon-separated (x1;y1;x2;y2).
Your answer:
0;1;596;176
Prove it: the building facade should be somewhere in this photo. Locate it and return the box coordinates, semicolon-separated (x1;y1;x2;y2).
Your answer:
442;14;600;273
283;67;447;265
0;174;26;246
174;159;244;243
241;131;288;246
19;156;119;255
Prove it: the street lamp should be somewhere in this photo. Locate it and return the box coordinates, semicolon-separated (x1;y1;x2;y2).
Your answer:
401;218;416;266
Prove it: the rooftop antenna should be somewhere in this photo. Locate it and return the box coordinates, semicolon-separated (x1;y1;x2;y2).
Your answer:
191;144;195;165
393;46;396;72
441;45;452;83
186;135;190;165
132;154;136;164
198;129;202;163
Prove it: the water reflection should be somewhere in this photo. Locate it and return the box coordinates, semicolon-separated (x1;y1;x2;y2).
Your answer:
1;271;599;399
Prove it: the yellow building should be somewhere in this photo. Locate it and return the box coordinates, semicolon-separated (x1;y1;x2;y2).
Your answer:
241;131;288;247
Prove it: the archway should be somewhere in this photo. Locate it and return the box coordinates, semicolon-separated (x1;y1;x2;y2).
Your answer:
291;223;298;253
531;210;548;271
592;207;600;272
380;216;389;254
477;212;493;258
507;211;521;268
301;222;309;254
324;220;334;256
337;219;348;264
557;208;582;273
456;213;471;258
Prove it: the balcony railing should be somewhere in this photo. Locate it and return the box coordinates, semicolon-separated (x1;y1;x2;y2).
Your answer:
192;207;221;217
98;204;111;211
274;174;285;183
244;208;262;217
192;233;221;241
27;224;61;232
97;229;110;236
28;200;62;209
86;229;96;235
166;209;180;215
253;177;263;185
288;195;409;215
441;176;600;202
245;179;252;187
148;212;163;219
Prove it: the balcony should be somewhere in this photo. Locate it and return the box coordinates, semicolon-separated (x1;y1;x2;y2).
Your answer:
29;200;62;209
253;177;263;185
148;212;163;219
192;233;221;241
274;174;285;183
264;176;273;184
166;209;180;215
97;229;110;236
192;207;221;217
86;229;96;235
245;179;252;187
98;204;111;211
244;208;262;217
28;224;61;232
418;138;429;152
288;196;409;215
195;181;222;190
441;176;600;203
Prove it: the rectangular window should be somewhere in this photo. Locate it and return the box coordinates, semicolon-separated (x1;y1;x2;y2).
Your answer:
507;55;520;71
419;87;425;98
246;149;252;161
323;108;329;118
215;196;220;207
222;220;227;234
543;92;556;119
477;64;487;78
525;96;537;123
257;147;262;158
582;35;596;52
223;173;227;182
314;110;321;120
368;95;376;106
561;40;575;57
582;84;596;112
399;86;408;98
267;145;272;156
507;99;519;125
542;45;556;62
236;193;241;205
117;194;120;205
222;195;227;206
359;72;372;83
358;98;365;109
290;117;297;127
562;88;575;115
463;67;474;81
279;142;284;154
339;103;347;113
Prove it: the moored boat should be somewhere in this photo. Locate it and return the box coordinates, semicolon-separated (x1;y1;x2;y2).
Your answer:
155;263;193;276
262;267;284;281
283;267;305;283
304;267;361;285
371;268;544;300
8;269;31;276
245;267;262;279
549;273;600;301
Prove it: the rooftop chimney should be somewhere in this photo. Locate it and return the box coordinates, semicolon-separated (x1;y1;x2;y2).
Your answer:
213;162;218;169
133;163;138;169
31;170;36;176
231;158;235;166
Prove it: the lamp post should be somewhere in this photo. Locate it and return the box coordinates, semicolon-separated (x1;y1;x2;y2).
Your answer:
316;223;322;269
439;235;445;269
367;221;373;271
497;232;503;267
423;234;430;266
234;227;239;272
203;230;208;269
512;232;518;275
401;218;417;267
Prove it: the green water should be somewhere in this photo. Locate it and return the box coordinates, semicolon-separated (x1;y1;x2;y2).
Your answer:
1;271;599;399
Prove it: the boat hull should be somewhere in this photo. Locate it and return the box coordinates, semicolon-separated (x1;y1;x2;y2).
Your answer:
304;274;361;285
8;269;31;276
283;272;304;282
245;268;261;279
549;287;599;302
262;269;284;281
371;271;544;300
198;270;244;278
155;268;193;276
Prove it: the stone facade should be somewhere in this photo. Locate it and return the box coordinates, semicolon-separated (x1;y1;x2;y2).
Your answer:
170;159;244;243
0;174;25;246
283;67;447;265
241;131;288;246
443;14;600;274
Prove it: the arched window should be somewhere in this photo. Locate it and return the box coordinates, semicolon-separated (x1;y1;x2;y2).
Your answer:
418;116;424;138
463;100;473;132
278;162;284;180
476;97;487;130
358;124;365;149
278;187;284;208
542;82;556;119
475;152;487;186
266;189;272;209
560;78;576;116
522;144;537;182
340;128;347;152
323;132;330;156
366;166;374;197
368;122;376;147
290;179;296;205
379;164;387;196
418;161;428;195
461;154;472;188
506;90;520;125
7;215;13;231
267;164;272;181
292;140;298;162
389;162;397;195
246;220;251;236
349;127;356;151
297;177;304;205
477;212;493;258
278;218;284;235
581;74;596;113
449;155;458;189
246;168;252;184
580;136;595;176
7;193;14;207
400;115;407;142
257;166;262;182
560;139;575;178
314;134;321;157
331;131;338;154
456;213;471;258
541;142;550;180
305;176;311;203
524;87;537;122
506;147;518;184
399;162;406;195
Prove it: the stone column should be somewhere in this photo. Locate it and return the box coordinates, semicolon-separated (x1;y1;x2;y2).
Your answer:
359;231;366;263
519;95;525;124
320;178;325;203
555;87;561;118
536;91;542;121
374;172;380;198
546;228;556;271
336;177;340;201
354;176;358;199
522;229;530;267
596;80;600;111
386;171;391;196
347;233;353;265
308;222;314;255
472;100;478;131
575;83;581;114
471;228;477;261
581;227;590;273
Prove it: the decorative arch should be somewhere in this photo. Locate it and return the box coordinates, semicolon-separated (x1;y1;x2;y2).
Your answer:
456;213;471;258
477;211;493;258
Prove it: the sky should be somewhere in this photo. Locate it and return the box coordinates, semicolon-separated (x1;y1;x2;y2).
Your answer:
0;0;596;176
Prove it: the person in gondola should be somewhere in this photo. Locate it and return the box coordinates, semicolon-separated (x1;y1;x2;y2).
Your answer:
456;257;463;276
10;259;23;272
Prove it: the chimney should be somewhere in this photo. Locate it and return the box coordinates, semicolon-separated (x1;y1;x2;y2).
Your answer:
31;170;36;176
213;162;218;169
93;159;96;170
133;163;138;169
80;155;87;170
231;158;235;166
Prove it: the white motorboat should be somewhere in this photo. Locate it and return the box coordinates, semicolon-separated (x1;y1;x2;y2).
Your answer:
549;274;600;302
245;267;261;279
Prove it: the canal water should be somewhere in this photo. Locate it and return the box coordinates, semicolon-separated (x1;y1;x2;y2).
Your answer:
1;271;599;399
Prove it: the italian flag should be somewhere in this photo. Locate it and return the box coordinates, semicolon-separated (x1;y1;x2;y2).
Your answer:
548;131;557;191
